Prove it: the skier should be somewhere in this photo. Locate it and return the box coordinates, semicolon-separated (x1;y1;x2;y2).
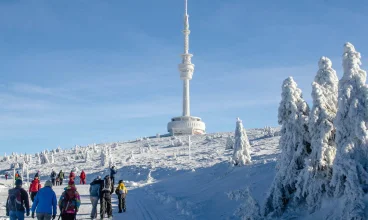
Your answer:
115;180;128;213
6;179;30;219
50;169;57;186
31;180;57;220
110;166;117;187
58;170;64;186
5;172;8;180
100;175;113;219
89;176;103;219
29;177;42;202
58;181;81;220
79;170;86;185
69;170;76;182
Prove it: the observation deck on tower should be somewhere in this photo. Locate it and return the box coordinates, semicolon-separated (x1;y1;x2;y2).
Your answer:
167;0;206;136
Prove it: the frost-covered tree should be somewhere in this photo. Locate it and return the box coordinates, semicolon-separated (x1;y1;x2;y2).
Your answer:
295;57;338;212
225;136;234;150
330;43;368;219
100;150;108;167
85;151;90;163
228;188;261;220
51;153;55;164
264;77;311;217
231;118;251;166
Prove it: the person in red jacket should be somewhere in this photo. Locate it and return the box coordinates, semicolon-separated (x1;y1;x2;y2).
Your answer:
69;170;76;181
80;170;86;185
29;177;42;202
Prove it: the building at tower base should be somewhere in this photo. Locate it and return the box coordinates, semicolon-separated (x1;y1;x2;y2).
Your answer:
168;116;205;135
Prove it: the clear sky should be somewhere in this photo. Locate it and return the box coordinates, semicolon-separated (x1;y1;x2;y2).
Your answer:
0;0;367;155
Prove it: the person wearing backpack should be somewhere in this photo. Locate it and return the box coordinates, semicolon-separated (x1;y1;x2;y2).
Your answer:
15;171;20;180
58;170;64;186
89;176;103;219
100;175;113;219
50;170;57;186
6;179;30;220
115;180;128;213
69;170;76;182
110;166;117;187
31;180;57;220
58;181;81;220
29;177;42;202
79;170;86;185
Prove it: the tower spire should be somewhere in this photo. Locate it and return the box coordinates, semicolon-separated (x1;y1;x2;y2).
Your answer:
183;0;190;54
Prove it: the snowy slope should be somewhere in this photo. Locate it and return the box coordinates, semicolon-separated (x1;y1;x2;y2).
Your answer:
0;128;280;220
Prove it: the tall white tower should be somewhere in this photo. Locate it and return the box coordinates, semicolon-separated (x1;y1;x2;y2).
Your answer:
167;0;206;135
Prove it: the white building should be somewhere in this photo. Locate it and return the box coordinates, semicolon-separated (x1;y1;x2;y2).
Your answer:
167;0;206;136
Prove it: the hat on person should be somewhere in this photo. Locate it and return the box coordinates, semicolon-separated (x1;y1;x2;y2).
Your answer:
45;180;53;188
15;179;22;186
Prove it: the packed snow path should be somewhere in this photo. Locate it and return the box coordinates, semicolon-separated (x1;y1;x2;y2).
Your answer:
52;184;169;220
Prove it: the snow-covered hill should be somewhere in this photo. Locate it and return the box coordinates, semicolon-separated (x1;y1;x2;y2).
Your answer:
0;128;280;219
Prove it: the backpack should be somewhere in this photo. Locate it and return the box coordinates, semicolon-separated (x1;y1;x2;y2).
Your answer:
90;183;100;197
61;189;77;213
102;176;111;192
7;188;22;211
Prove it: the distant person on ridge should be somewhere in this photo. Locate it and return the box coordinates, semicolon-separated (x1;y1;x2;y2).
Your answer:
58;180;81;220
15;171;20;180
89;176;104;219
58;170;64;186
5;172;8;180
6;179;30;219
50;170;57;186
79;170;86;185
31;180;57;220
115;180;128;213
29;177;42;202
110;166;117;187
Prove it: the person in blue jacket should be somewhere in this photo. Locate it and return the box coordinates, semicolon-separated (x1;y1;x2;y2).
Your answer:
31;180;57;220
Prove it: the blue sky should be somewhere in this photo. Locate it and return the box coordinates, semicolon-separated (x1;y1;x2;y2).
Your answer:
0;0;367;155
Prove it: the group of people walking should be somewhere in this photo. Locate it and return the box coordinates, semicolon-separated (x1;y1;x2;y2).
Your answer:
6;165;127;220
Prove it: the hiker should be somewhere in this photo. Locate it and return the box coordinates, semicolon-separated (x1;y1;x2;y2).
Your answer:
100;175;113;219
58;170;64;186
29;177;42;202
58;180;81;220
69;170;76;181
5;172;8;180
89;176;104;219
79;170;86;185
115;180;128;213
110;166;117;187
31;180;57;220
50;170;57;186
15;171;20;180
6;179;30;220
34;171;40;179
55;177;60;186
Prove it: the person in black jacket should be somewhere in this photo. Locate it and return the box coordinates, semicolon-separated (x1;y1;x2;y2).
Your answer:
6;179;30;219
50;169;57;186
110;166;117;187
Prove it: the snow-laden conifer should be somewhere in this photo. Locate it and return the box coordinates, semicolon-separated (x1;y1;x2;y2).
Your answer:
296;57;338;211
225;136;234;150
264;77;311;217
231;118;251;166
330;42;368;219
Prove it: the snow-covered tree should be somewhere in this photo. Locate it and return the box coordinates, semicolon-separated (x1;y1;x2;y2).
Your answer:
330;43;368;219
228;188;261;220
51;153;55;164
225;136;234;150
100;150;108;167
264;77;311;217
85;151;90;163
231;118;251;166
295;56;338;212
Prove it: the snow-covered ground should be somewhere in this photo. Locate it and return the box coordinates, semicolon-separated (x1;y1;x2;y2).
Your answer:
0;129;280;219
